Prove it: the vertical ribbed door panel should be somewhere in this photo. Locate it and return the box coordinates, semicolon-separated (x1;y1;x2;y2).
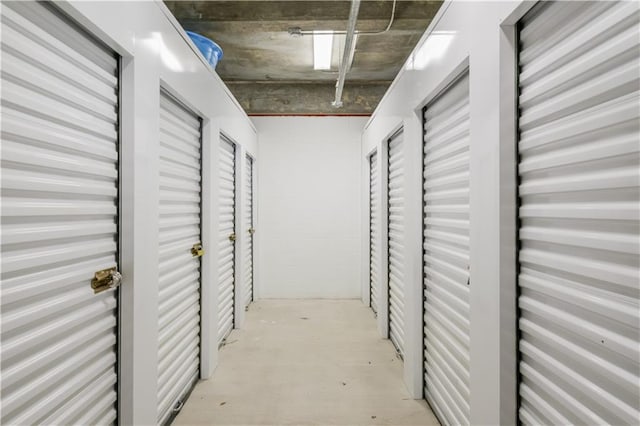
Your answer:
422;72;470;426
243;155;254;308
370;151;379;314
0;2;119;424
157;92;202;425
517;2;640;425
218;136;236;345
387;130;405;356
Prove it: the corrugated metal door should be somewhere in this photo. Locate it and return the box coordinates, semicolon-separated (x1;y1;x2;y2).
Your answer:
218;136;236;345
422;72;470;426
370;151;379;315
157;91;202;425
243;155;254;309
387;129;405;357
1;1;120;424
517;2;640;424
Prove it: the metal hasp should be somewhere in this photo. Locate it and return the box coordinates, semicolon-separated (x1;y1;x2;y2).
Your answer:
191;243;205;257
229;233;237;242
91;267;122;294
248;227;255;235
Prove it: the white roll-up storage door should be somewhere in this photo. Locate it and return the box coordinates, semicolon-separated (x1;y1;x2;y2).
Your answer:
218;136;236;345
1;2;120;424
422;72;470;426
370;151;379;315
387;130;405;356
157;91;202;425
243;155;254;309
517;2;640;425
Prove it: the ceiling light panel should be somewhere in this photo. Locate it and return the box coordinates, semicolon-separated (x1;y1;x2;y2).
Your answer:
313;32;333;70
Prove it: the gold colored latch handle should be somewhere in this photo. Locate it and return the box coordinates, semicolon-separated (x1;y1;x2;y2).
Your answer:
248;227;255;235
92;267;122;294
191;243;205;257
229;233;236;242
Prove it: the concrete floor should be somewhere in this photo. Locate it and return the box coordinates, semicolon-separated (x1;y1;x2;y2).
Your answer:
175;299;439;426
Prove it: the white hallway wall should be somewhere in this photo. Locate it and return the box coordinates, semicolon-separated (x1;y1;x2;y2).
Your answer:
361;1;533;424
253;117;368;299
39;2;258;423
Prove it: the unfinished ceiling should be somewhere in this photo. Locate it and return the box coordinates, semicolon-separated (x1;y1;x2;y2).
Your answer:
165;1;443;115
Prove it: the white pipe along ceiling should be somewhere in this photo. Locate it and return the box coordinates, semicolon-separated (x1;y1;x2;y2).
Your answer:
333;0;361;108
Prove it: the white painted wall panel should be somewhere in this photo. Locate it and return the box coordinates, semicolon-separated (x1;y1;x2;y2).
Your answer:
388;129;405;356
157;91;202;425
254;117;366;299
517;2;640;425
1;2;119;424
423;72;471;426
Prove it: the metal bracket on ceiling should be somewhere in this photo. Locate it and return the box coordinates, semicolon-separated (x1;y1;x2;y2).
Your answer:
288;27;303;38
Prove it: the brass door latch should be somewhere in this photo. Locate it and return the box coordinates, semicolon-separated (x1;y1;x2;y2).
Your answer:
92;267;122;294
229;233;236;242
191;243;205;257
248;227;255;235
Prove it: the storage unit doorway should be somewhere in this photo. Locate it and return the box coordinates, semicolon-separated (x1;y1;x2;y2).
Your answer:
243;154;255;309
516;2;640;424
1;1;121;424
157;90;203;425
369;150;380;315
422;71;471;426
387;128;406;358
218;135;237;345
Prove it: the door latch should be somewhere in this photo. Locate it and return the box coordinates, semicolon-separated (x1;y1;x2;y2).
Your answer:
91;267;122;294
248;227;255;235
229;233;236;242
191;243;205;257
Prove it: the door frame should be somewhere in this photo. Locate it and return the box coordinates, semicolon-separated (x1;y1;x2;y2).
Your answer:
385;125;405;353
245;153;255;306
419;63;471;424
367;149;378;312
156;86;205;425
217;133;239;339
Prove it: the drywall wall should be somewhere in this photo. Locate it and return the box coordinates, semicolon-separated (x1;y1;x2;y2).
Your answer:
361;0;526;421
38;1;258;423
253;116;368;299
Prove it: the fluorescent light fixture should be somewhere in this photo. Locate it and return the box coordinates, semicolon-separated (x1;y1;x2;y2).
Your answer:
313;32;333;70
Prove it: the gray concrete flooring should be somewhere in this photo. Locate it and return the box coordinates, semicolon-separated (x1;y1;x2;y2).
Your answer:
175;300;439;426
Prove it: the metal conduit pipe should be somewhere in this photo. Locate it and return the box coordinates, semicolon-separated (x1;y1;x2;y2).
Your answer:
332;0;361;108
290;0;398;37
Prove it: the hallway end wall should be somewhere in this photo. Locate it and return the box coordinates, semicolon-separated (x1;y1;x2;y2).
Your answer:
253;116;368;299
